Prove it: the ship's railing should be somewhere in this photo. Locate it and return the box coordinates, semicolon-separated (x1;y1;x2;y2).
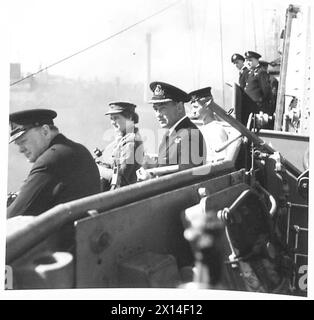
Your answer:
7;102;306;265
6;160;235;264
209;101;302;177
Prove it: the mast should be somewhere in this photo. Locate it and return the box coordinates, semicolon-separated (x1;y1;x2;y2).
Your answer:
218;0;225;107
144;32;151;102
251;0;257;51
274;5;299;130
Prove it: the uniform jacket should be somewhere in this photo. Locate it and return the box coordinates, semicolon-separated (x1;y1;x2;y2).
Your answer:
244;65;272;113
108;128;144;187
7;134;100;218
158;116;206;169
239;66;249;89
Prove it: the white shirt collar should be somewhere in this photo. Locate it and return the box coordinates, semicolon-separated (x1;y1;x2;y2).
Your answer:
168;115;188;136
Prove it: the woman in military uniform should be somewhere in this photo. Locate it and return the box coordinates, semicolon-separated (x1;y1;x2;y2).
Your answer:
96;101;144;191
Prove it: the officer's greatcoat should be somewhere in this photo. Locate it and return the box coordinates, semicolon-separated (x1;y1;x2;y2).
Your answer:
7;134;100;218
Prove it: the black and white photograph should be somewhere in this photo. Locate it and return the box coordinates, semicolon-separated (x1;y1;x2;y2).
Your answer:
1;0;312;300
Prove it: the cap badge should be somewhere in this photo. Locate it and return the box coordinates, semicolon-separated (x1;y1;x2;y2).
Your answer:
191;95;197;102
154;84;165;97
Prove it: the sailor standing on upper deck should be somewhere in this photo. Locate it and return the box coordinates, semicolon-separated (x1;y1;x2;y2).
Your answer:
231;53;249;89
244;51;272;114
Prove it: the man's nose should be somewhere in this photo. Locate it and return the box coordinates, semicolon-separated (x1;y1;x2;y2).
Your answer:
155;110;162;117
192;105;199;112
18;145;26;153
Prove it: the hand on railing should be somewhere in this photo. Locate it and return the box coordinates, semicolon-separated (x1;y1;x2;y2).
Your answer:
136;167;155;181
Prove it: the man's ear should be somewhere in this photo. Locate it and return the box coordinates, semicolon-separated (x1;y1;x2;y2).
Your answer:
41;124;51;137
176;102;185;113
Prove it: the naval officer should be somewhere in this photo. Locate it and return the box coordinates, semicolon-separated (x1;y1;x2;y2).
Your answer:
137;81;206;180
231;53;249;89
244;51;272;114
7;108;100;219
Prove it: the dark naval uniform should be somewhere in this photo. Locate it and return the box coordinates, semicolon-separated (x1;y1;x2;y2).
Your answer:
148;81;206;268
7;110;100;218
244;51;272;113
149;81;206;169
239;66;249;89
244;65;271;112
231;53;249;89
106;128;144;188
157;116;206;169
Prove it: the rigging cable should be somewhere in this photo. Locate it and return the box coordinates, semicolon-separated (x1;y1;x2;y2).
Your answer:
10;0;182;86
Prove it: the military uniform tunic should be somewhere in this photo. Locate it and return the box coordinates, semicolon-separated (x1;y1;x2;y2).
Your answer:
244;65;272;113
239;66;249;89
104;128;144;188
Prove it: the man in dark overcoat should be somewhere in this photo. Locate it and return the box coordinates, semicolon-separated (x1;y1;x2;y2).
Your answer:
244;51;272;114
7;108;100;219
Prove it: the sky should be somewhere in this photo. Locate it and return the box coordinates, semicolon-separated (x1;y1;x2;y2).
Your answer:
7;0;296;94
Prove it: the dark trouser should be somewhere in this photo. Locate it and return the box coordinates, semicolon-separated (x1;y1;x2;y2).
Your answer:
256;101;272;115
100;177;111;192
